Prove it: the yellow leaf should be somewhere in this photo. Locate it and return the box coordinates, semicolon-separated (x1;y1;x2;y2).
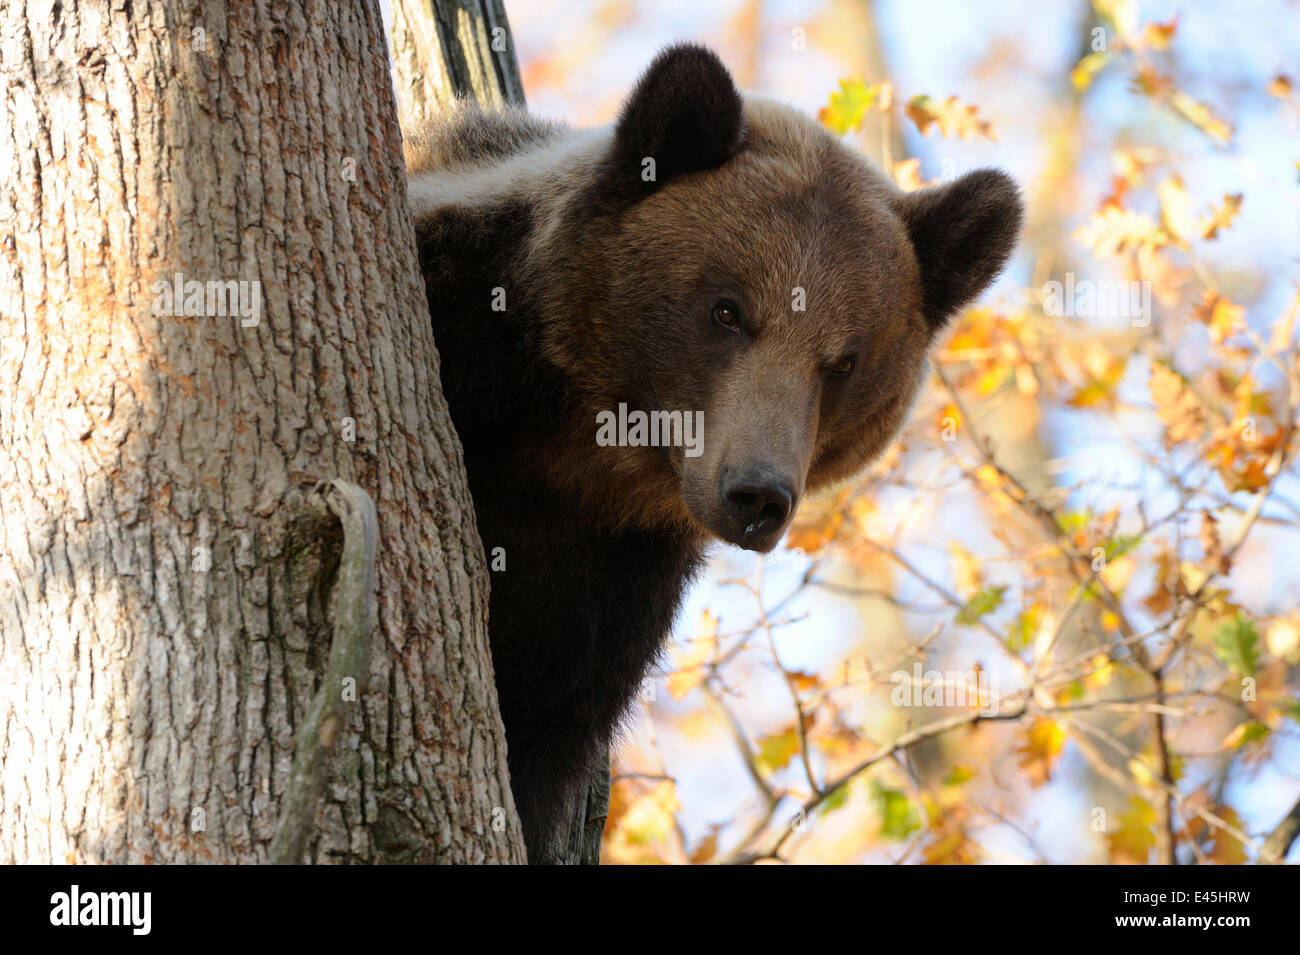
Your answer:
1207;807;1248;864
785;509;843;553
1169;89;1233;145
1192;290;1246;344
905;94;997;140
1267;293;1298;354
1108;796;1155;864
1074;206;1165;257
611;779;679;848
948;540;984;598
1084;653;1115;690
819;77;880;135
1267;73;1293;99
754;726;801;776
1199;193;1242;240
1142;17;1178;50
1156;175;1196;244
1071;51;1111;92
1112;146;1163;187
1016;718;1067;787
891;157;925;192
1149;363;1205;445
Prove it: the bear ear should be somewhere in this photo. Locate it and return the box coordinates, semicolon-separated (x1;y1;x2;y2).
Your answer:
893;169;1024;332
603;43;746;201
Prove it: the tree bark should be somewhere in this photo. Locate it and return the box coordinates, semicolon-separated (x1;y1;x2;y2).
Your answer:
389;0;611;864
0;0;522;864
390;0;525;130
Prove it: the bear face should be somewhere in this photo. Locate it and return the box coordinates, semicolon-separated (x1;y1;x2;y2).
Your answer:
533;45;1022;552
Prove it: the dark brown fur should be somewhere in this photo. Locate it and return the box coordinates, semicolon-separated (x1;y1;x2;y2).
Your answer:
408;44;1022;862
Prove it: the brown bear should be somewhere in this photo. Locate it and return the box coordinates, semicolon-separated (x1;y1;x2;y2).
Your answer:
407;43;1022;863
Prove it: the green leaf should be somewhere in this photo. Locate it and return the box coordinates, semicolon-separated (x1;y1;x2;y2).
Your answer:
1007;605;1041;652
1213;615;1260;676
870;780;921;841
957;585;1007;625
818;782;851;816
1105;534;1140;560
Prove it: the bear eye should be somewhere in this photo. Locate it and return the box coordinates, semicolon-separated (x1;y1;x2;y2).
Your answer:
712;299;741;332
828;355;856;377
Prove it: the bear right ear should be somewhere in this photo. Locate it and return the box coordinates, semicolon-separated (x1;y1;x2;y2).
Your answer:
601;43;746;202
893;169;1023;332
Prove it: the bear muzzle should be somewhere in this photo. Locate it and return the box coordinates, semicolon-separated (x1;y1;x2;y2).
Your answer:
717;464;799;551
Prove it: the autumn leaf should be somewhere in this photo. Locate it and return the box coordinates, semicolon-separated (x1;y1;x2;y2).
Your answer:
1213;615;1260;676
785;502;844;553
948;540;983;597
1221;719;1270;751
754;726;801;776
688;826;721;864
1169;89;1233;144
1267;73;1293;99
905;94;997;140
1071;51;1111;92
819;77;882;135
1192;290;1246;344
1199;511;1231;576
1199;193;1242;240
1267;293;1298;353
608;779;679;850
922;807;981;864
1074;206;1165;257
1108;796;1156;864
1016;718;1067;787
1150;362;1206;446
891;157;925;192
1142;17;1178;50
1156;175;1196;244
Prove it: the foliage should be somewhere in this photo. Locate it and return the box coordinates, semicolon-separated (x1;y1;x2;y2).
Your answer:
554;0;1300;865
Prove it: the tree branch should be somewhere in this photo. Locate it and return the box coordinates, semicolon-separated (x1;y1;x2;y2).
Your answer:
270;480;378;864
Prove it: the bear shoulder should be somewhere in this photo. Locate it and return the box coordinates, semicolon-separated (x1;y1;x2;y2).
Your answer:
403;102;567;175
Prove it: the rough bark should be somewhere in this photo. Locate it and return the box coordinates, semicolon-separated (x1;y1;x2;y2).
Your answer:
0;0;523;863
389;0;611;864
389;0;525;130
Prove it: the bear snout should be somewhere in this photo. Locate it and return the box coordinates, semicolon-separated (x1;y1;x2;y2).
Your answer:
718;464;799;551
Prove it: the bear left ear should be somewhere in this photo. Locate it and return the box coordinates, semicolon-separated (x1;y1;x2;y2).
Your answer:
603;43;746;202
893;169;1024;332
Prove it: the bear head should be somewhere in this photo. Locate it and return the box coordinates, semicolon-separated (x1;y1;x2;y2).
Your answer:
546;44;1023;552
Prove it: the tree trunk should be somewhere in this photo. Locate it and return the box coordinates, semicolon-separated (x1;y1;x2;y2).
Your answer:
389;0;611;864
0;0;522;864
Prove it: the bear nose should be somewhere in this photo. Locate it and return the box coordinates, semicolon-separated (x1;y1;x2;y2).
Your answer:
720;466;797;544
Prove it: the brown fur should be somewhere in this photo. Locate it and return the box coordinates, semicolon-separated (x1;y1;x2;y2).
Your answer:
407;43;1022;860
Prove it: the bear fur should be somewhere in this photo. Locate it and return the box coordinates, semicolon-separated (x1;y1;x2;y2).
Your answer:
406;43;1022;862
